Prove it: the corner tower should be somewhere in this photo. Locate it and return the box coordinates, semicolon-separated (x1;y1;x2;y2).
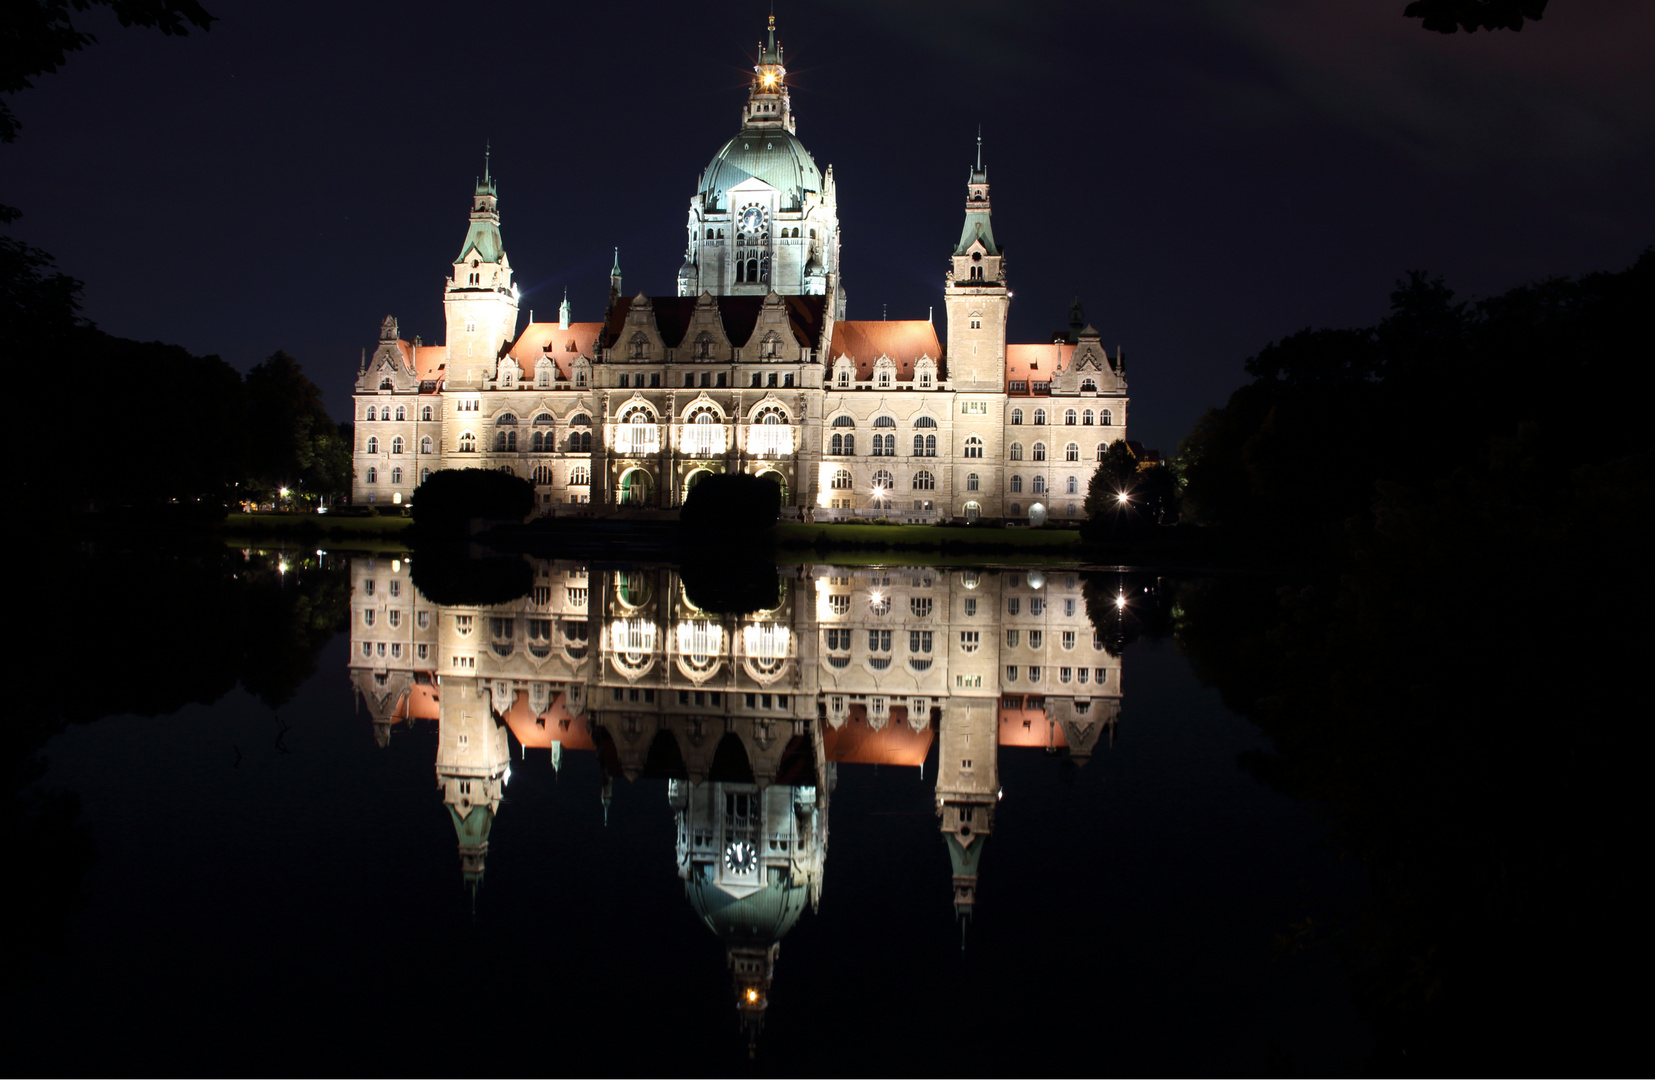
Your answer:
678;15;842;312
444;150;520;387
943;135;1008;392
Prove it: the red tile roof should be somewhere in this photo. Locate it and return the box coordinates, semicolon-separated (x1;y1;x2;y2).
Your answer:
391;341;449;384
999;702;1067;747
822;705;934;766
508;321;604;381
1005;343;1071;394
824;320;945;382
499;689;595;750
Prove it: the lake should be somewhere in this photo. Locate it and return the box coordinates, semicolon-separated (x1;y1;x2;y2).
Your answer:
5;548;1370;1074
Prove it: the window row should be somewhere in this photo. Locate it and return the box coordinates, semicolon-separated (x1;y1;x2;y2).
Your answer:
827;469;938;491
1003;666;1108;684
364;466;432;486
360;641;429;660
1008;474;1084;495
1009;408;1114;426
1007;442;1111;462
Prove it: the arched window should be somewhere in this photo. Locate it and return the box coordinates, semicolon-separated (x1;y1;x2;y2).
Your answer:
964;436;983;459
420;468;431;484
873;415;896;428
871;470;895;505
366;406;377;421
1032;475;1046;495
391;467;403;484
390;436;404;454
1066;475;1078;494
1032;442;1047;462
570;465;590;485
422;405;433;421
532;465;554;485
1096;443;1107;462
420;436;433;454
1010;408;1023;425
379;379;393;390
878;370;891;387
366;467;377;483
837;369;850;387
831;469;853;490
688;411;718;456
1010;475;1023;493
747;259;759;282
1081;378;1098;392
494;429;517;452
1064;409;1077;425
1065;443;1079;462
913;434;937;456
831;415;855;429
913;470;935;490
365;436;378;453
831;433;845;455
628;333;648;360
1009;443;1023;461
571;413;590;427
458;433;476;453
1101;409;1114;426
1034;409;1047;425
535;413;554;426
496;412;518;426
966;473;979;491
1010;503;1021;516
1082;409;1094;426
395;406;406;421
531;431;545;452
571;431;592;452
914;415;937;429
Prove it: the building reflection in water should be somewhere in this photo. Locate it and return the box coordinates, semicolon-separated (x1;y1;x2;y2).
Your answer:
348;557;1126;1047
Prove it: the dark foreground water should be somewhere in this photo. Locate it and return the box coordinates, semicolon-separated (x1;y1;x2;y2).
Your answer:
5;549;1370;1074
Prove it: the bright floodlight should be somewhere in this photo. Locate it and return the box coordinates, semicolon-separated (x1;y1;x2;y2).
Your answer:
1115;593;1126;611
1116;492;1129;504
279;487;289;497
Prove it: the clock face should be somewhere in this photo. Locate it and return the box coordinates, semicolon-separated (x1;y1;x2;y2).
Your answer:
724;840;757;874
740;207;764;235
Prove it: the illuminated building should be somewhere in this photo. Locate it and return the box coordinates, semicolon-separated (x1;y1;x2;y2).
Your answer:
351;15;1132;522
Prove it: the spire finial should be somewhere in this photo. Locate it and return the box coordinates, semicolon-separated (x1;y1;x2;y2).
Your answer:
484;140;490;185
976;126;982;171
611;246;621;275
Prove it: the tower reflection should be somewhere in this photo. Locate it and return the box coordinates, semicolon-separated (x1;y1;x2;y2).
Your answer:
348;557;1130;1047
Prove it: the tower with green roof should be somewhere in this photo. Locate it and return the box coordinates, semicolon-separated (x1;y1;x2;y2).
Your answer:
444;148;520;388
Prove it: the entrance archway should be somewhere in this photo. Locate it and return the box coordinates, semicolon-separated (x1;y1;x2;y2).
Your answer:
619;468;654;507
1028;502;1047;527
962;501;981;523
683;467;714;504
757;469;788;505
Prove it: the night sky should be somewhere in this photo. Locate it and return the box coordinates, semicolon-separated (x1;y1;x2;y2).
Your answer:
6;0;1651;454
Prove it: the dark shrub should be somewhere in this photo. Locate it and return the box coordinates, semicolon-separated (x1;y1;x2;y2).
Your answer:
412;469;534;534
680;472;781;537
409;554;533;606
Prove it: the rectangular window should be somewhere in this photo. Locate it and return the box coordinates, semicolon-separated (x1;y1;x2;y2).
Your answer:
1095;668;1108;685
1059;667;1072;683
1007;598;1020;616
961;401;988;415
1006;629;1019;647
746;693;757;707
1005;665;1018;682
417;610;431;629
1029;631;1043;649
1028;666;1041;682
1031;598;1045;616
964;598;977;617
568;587;588;606
955;674;982;688
1077;668;1089;684
828;595;850;616
1064;598;1075;617
1062;631;1075;649
388;610;401;628
362;610;375;627
959;631;980;653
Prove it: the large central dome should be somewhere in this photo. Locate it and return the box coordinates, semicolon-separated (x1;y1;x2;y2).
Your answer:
699;129;823;211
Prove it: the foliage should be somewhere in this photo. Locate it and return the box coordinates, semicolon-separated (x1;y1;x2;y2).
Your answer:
408;552;532;606
678;556;781;615
244;351;351;497
1;0;215;142
680;472;782;538
410;468;535;534
1178;252;1654;539
1404;0;1547;33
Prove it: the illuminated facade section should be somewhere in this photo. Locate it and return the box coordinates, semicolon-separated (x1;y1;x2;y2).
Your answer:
349;15;1133;522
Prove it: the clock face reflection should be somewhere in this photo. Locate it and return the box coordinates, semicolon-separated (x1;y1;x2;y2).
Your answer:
724;840;757;874
740;208;764;234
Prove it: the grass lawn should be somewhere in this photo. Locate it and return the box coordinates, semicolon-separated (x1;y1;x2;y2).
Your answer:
774;521;1083;549
223;512;414;534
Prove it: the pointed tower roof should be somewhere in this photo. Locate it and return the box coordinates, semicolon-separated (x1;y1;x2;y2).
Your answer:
955;132;999;256
457;146;505;264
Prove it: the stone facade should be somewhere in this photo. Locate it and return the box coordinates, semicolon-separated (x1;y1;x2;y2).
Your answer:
351;17;1131;522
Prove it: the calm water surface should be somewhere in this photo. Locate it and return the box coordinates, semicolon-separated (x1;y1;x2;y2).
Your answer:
7;551;1369;1074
